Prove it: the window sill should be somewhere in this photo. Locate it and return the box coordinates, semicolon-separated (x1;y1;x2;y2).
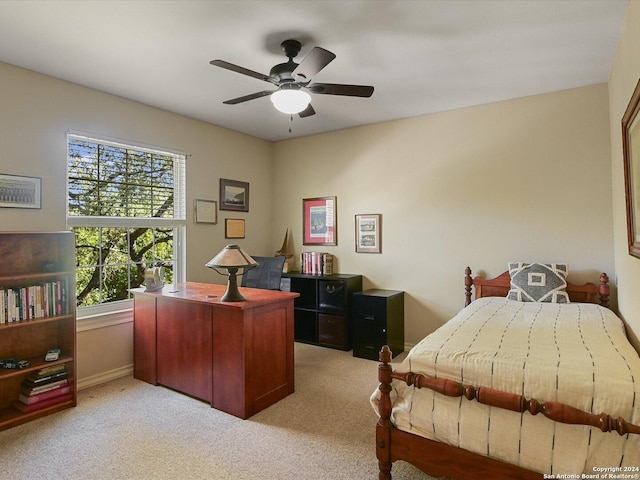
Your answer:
76;301;133;332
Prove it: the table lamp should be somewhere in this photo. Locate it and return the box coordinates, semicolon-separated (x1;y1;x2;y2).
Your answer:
205;244;257;301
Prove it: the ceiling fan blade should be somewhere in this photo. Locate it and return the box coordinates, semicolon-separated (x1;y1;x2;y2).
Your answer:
298;104;316;118
210;60;276;85
292;47;336;81
307;83;374;97
222;90;274;105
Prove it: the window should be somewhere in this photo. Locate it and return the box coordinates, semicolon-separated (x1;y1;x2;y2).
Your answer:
67;133;186;310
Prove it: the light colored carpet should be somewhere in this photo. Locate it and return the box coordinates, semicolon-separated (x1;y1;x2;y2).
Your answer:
0;343;434;480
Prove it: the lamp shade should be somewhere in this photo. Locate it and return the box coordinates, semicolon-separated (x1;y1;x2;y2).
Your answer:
206;244;257;269
270;89;311;114
205;244;257;302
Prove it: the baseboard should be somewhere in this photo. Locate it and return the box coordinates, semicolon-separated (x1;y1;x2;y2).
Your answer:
77;364;133;390
76;345;414;390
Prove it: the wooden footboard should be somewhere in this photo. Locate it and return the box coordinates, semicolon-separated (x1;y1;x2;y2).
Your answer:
376;345;639;480
376;345;541;480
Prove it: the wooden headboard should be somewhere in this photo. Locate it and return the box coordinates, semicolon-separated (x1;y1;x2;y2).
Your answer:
464;267;610;307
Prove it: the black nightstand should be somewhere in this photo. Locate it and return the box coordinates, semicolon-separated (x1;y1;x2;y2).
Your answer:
352;289;404;360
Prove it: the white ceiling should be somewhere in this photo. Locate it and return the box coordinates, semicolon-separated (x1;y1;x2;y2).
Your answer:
0;0;628;142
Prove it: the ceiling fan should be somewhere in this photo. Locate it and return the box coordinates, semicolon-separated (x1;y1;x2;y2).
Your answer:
210;39;374;118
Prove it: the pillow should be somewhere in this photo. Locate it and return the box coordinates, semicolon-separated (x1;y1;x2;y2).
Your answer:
507;262;570;303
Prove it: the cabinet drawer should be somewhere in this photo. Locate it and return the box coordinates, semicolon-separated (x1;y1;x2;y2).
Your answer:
353;313;387;360
355;312;386;331
318;280;345;313
318;313;346;349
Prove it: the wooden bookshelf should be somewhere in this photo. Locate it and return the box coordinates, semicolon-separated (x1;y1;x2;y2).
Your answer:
0;231;77;431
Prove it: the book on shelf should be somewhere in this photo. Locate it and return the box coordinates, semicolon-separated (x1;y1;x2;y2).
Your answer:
21;379;69;396
23;369;68;387
300;252;334;275
13;393;74;413
32;363;66;378
18;385;72;405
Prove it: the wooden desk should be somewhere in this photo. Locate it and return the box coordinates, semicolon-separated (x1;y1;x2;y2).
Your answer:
132;282;298;419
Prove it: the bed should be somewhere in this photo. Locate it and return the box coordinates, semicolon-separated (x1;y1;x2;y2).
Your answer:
372;265;640;480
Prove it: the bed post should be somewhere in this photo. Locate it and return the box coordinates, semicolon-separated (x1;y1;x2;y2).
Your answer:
464;266;473;307
376;346;393;480
599;273;610;308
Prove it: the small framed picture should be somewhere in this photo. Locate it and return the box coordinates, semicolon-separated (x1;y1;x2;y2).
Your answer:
194;199;218;224
355;214;381;253
303;196;337;246
0;173;41;209
220;178;249;212
225;218;245;239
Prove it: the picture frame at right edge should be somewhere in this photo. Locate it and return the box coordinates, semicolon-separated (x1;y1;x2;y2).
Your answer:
355;213;381;253
622;78;640;259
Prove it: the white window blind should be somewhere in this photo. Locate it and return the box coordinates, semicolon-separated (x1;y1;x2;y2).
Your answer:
66;133;186;309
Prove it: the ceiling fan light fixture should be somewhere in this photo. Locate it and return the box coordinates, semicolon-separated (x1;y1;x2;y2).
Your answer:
270;89;311;114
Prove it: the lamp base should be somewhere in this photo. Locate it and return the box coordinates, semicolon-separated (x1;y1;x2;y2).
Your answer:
220;287;245;302
220;267;245;302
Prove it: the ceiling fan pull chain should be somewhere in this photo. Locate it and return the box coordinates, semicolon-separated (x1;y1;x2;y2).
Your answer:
289;114;293;133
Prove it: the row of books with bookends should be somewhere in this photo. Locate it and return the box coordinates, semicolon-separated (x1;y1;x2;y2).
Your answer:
300;252;334;275
14;363;72;413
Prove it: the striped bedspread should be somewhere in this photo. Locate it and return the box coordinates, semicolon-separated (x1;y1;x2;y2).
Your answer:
371;297;640;474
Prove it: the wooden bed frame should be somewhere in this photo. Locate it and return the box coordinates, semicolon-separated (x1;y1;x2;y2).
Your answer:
375;267;639;480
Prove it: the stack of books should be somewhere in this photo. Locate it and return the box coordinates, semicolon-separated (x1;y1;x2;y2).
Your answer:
14;364;73;413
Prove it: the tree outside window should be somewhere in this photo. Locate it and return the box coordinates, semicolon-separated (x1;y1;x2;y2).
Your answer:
67;135;185;308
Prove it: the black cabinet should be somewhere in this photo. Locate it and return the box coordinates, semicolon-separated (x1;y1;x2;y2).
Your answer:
352;289;404;360
281;273;362;350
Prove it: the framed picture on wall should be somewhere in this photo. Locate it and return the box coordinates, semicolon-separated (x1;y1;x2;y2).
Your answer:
0;173;41;209
194;199;218;224
303;196;337;246
623;78;640;259
220;178;249;212
355;214;381;253
225;218;245;239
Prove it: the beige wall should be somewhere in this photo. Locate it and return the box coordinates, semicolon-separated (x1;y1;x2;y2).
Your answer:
608;0;640;351
0;62;273;383
273;85;614;346
1;22;628;382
